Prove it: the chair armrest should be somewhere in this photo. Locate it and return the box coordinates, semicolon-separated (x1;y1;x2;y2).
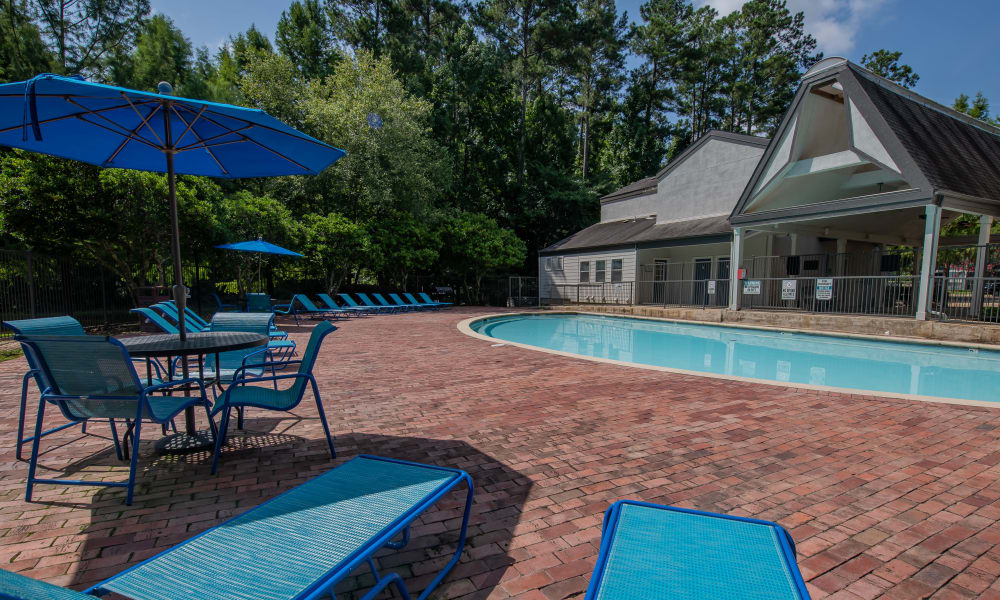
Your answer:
144;377;206;394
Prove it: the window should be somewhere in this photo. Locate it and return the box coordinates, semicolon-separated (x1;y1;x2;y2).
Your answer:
580;261;590;283
545;256;563;271
611;259;623;282
595;260;606;282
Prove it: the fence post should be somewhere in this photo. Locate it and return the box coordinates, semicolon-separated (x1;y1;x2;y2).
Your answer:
25;251;36;318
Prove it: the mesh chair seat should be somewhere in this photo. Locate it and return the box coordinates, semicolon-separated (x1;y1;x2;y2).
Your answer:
0;568;94;600
217;383;299;413
97;457;459;600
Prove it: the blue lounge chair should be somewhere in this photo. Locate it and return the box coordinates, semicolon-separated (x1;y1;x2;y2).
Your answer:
213;292;239;312
0;455;473;600
340;292;389;314
276;294;355;324
391;292;436;310
417;292;453;307
151;302;209;332
584;500;810;600
317;293;369;316
3;317;100;460
137;306;295;359
373;292;413;312
211;320;336;473
356;292;401;313
17;335;214;505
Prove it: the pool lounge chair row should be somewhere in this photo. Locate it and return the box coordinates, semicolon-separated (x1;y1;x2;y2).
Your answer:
0;457;809;599
278;292;451;323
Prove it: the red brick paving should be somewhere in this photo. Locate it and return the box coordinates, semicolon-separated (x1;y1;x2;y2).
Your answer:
1;307;1000;598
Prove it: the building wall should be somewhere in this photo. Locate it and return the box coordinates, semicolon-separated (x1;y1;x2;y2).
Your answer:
539;248;638;301
599;137;766;224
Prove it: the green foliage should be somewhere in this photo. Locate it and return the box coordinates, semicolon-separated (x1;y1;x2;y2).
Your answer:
276;0;339;80
298;212;368;293
437;210;526;289
861;49;919;89
108;14;192;92
367;209;441;286
953;92;998;126
0;150;220;298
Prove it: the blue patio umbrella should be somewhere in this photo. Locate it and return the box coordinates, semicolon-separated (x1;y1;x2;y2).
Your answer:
0;73;345;339
216;238;303;292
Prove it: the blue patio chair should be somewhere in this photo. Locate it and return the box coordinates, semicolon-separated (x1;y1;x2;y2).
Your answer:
317;293;369;316
373;292;412;312
356;292;401;313
131;306;180;333
17;335;215;505
417;292;452;307
392;292;436;310
584;500;810;600
245;292;273;313
211;320;337;474
2;316;105;460
204;313;283;387
213;292;239;312
339;292;389;314
151;302;209;332
138;306;295;359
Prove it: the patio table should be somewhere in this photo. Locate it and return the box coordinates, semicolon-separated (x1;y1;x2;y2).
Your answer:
120;332;267;454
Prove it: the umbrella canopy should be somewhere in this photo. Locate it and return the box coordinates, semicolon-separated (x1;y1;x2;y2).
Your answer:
215;239;304;257
0;74;345;339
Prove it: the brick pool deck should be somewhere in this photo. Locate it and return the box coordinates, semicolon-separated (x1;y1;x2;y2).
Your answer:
1;307;1000;599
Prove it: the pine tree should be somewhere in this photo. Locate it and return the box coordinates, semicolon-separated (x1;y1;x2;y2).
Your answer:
861;49;918;89
276;0;338;80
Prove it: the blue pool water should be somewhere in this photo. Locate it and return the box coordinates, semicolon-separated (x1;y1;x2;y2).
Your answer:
471;313;1000;403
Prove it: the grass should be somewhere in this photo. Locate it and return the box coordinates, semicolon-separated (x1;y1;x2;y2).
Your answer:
0;346;23;362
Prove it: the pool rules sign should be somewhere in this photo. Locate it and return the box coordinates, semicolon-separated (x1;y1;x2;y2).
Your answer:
816;278;833;300
781;279;796;300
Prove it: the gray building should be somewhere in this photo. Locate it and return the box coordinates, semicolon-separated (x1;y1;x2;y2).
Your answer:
539;130;770;305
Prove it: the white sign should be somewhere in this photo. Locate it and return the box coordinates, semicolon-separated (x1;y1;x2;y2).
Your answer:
781;279;797;300
707;280;716;295
743;280;761;295
816;278;833;300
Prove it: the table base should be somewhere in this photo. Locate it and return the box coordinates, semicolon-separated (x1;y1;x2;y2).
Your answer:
154;430;215;454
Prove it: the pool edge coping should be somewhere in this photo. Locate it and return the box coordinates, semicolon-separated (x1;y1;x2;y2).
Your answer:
456;311;1000;410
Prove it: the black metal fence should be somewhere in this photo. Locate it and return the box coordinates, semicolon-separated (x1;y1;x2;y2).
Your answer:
0;249;135;338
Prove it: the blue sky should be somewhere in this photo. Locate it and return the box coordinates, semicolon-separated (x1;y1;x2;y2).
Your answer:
152;0;999;110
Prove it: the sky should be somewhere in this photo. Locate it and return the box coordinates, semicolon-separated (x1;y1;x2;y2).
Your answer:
151;0;1000;110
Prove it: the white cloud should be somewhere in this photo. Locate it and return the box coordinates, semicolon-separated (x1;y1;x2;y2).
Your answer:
693;0;890;56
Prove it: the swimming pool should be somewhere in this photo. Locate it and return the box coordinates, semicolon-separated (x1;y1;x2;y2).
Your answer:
469;313;1000;404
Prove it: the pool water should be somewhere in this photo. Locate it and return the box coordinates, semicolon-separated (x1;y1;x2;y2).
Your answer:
471;313;1000;403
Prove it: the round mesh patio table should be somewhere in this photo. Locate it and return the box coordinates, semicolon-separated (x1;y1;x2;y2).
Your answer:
121;332;267;454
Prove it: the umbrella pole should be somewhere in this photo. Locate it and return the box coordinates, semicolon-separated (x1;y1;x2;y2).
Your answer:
165;149;187;341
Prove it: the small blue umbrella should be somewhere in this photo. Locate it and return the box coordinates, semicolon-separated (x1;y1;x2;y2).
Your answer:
215;238;304;257
216;238;303;293
0;73;345;338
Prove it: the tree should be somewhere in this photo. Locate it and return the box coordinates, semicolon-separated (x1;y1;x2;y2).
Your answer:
218;191;295;294
328;0;401;57
367;210;441;287
276;0;338;80
298;212;368;294
569;0;628;180
954;92;997;125
475;0;576;186
30;0;149;75
437;210;526;298
0;0;52;83
861;49;918;89
108;14;192;93
718;0;820;136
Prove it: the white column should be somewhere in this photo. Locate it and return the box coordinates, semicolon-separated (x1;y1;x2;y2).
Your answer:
972;215;992;316
729;227;744;310
915;204;942;320
789;233;799;256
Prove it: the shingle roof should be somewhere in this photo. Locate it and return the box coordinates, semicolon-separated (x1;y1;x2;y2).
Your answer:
854;69;1000;201
601;177;657;202
540;215;731;254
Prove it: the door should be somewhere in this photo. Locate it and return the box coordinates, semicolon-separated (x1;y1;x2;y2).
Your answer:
715;257;730;306
653;259;668;305
694;258;712;306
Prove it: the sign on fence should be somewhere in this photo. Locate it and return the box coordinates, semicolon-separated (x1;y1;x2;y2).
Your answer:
707;280;716;295
816;278;833;300
781;279;796;300
743;280;761;295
